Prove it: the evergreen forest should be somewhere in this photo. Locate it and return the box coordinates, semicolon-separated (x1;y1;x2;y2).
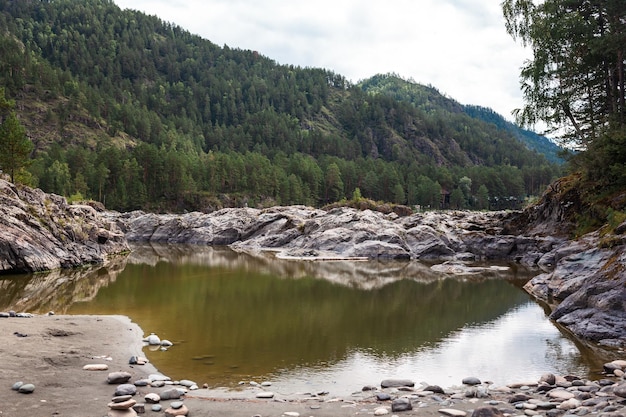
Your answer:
0;0;563;212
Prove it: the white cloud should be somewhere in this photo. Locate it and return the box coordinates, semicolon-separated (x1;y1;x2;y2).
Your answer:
115;0;530;121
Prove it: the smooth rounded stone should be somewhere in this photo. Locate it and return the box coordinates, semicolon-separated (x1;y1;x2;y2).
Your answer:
12;381;24;390
145;333;161;345
283;413;300;417
611;359;626;369
114;384;137;396
256;391;275;399
376;392;392;401
363;385;377;391
524;403;538;410
536;402;559;410
571;380;586;387
134;379;150;387
151;381;165;388
151;405;162;412
425;385;445;394
108;409;138;417
189;384;198;390
164;404;189;417
179;380;196;388
18;383;35;394
509;394;533;403
129;356;138;365
0;312;9;318
614;369;624;378
462;377;482;386
132;403;145;414
149;374;171;382
546;409;566;417
374;407;390;416
108;399;137;410
540;374;557;386
575;407;590;415
558;398;581;410
83;364;109;371
598;379;615;387
525;409;539;416
439;408;468;417
112;395;133;403
381;379;415;388
537;384;556;393
548;389;576;401
250;381;260;387
261;381;272;387
161;339;173;347
108;371;132;384
170;401;183;410
159;388;182;400
144;393;160;404
470;406;505;417
391;398;413;412
613;383;626;398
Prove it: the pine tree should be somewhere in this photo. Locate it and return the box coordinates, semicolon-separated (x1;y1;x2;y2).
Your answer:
0;111;33;184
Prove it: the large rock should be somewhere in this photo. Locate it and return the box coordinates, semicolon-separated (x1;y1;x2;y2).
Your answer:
0;180;129;273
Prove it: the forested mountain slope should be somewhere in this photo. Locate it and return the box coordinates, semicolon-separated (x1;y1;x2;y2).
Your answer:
359;74;564;164
0;0;561;212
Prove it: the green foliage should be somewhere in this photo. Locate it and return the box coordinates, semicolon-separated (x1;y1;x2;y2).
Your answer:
503;0;626;187
0;92;33;183
0;0;563;211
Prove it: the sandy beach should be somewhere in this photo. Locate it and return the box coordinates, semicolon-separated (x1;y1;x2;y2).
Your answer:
1;314;624;417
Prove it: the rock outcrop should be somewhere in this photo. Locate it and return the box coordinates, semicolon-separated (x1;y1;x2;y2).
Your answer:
111;206;561;265
523;230;626;346
0;180;129;273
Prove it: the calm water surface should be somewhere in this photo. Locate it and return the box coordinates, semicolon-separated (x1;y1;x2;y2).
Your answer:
1;244;612;395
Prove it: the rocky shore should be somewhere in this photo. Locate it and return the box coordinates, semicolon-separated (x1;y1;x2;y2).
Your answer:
0;179;129;273
4;314;626;417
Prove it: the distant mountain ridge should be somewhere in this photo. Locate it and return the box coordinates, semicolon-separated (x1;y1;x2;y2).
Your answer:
358;74;564;164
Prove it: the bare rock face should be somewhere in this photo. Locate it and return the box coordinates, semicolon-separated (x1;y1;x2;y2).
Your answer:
113;205;558;264
0;180;129;273
524;231;626;346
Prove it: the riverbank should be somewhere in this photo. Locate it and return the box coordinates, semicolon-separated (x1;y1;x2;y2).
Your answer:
3;314;626;417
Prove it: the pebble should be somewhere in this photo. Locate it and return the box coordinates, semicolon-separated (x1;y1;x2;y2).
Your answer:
256;391;275;399
283;412;300;417
107;371;132;384
132;403;145;414
145;333;161;345
439;408;468;417
114;384;137;396
179;379;196;388
170;401;183;409
18;383;35;394
144;393;160;403
462;377;482;386
12;381;24;390
548;389;575;401
84;364;109;371
381;379;415;388
374;407;390;415
134;379;150;387
391;398;413;412
376;392;392;401
161;339;173;347
108;399;137;410
151;405;162;412
108;409;138;417
160;388;184;400
112;395;133;403
164;404;189;416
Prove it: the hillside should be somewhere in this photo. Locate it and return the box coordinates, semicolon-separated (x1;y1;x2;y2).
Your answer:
359;74;564;164
0;0;561;212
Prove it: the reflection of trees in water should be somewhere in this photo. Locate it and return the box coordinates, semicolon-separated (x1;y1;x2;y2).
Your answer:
0;254;129;313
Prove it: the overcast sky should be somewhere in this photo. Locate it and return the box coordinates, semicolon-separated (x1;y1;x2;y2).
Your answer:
114;0;530;122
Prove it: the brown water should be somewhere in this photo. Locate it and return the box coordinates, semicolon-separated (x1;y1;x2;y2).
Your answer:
0;244;613;395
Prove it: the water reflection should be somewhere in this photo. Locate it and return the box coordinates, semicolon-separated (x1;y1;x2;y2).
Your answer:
0;244;615;395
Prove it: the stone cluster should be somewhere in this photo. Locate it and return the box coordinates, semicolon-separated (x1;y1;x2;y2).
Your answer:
356;360;626;416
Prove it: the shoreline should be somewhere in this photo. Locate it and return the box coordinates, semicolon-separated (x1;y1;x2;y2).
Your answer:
3;314;626;417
